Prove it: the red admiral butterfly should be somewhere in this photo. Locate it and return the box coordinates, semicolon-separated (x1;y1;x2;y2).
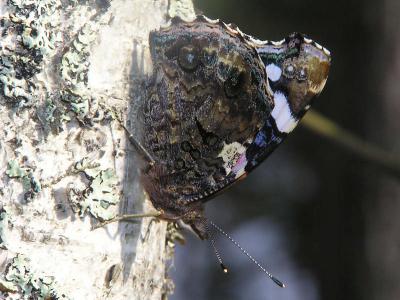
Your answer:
100;15;330;287
141;16;330;235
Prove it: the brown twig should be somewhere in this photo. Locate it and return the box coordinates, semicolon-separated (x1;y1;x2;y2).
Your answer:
301;110;400;179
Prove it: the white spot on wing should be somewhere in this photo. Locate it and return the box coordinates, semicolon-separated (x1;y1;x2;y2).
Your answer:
248;36;265;46
232;153;248;179
218;142;246;175
314;42;323;50
202;15;219;24
271;91;299;133
266;64;282;82
272;39;285;46
323;47;331;56
304;37;313;44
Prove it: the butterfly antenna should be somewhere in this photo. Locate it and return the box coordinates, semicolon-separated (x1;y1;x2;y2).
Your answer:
206;223;229;273
209;220;285;288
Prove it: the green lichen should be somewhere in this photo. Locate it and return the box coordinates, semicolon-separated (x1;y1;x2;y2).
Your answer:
0;0;62;107
6;160;42;200
59;22;99;119
0;208;9;250
0;278;18;293
56;5;112;121
27;172;42;193
5;160;26;178
69;159;119;221
37;96;72;134
2;254;70;299
74;157;101;177
0;55;35;105
1;0;112;129
168;0;196;21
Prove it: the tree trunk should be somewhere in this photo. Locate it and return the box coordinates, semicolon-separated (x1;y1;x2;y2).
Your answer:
0;0;194;299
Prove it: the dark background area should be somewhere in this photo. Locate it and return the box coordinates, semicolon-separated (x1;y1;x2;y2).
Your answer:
170;1;400;300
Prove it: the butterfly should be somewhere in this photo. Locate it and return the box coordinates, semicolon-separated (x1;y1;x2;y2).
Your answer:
140;15;330;237
108;15;330;286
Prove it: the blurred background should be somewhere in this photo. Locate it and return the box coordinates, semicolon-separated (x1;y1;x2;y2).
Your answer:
170;1;400;300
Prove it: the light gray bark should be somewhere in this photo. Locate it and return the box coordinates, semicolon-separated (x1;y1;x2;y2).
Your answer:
0;0;194;299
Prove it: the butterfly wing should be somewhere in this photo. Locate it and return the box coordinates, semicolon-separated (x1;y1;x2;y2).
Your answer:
228;33;331;178
142;16;273;214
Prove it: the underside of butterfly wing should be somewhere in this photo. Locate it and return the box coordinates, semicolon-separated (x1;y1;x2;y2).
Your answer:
141;16;331;239
141;16;273;236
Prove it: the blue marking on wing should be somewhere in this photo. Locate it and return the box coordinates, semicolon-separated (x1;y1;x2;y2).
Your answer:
244;117;286;172
254;130;267;148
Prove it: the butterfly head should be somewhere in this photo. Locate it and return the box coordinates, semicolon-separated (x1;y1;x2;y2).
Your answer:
257;33;331;133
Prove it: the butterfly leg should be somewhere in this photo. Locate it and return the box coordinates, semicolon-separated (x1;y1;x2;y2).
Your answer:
119;122;155;168
91;210;163;230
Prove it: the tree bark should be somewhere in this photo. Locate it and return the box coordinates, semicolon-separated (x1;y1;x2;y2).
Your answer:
0;0;194;299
